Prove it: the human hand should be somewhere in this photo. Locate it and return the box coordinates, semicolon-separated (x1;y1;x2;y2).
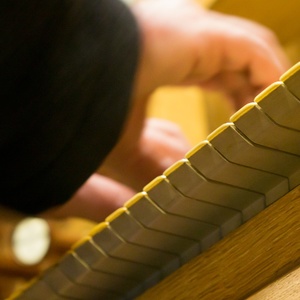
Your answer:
132;0;290;108
39;173;135;221
99;117;191;191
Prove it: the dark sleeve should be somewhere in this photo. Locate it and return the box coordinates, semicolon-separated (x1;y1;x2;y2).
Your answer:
0;0;140;213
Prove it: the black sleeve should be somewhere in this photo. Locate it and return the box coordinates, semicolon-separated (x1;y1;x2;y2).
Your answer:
0;0;140;213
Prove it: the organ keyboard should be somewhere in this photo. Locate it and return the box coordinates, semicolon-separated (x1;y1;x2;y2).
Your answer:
7;62;300;299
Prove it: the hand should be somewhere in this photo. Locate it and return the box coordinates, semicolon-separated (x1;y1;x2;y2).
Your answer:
132;0;290;108
40;173;136;221
41;0;291;221
99;117;191;191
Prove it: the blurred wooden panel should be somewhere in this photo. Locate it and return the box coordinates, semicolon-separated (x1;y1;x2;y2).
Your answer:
211;0;300;64
147;87;211;146
147;87;233;146
248;266;300;300
211;0;300;45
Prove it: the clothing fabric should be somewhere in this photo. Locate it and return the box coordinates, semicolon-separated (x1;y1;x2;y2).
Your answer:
0;0;140;213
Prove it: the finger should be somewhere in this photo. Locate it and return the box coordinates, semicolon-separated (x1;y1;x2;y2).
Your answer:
224;14;291;75
200;70;261;109
218;19;290;88
41;174;135;221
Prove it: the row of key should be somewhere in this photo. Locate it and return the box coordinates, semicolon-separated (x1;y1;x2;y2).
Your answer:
10;62;300;299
